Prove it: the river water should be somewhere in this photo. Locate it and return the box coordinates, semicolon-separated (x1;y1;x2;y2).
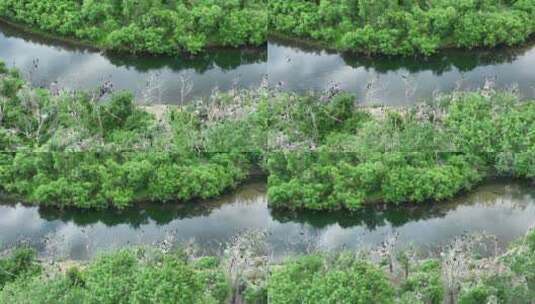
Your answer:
269;37;535;105
0;21;267;104
3;21;535;105
1;182;534;260
2;23;535;260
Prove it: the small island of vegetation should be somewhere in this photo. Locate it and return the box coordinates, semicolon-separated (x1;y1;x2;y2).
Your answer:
2;2;535;304
1;61;533;210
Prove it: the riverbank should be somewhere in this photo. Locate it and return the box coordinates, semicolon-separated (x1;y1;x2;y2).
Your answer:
6;18;535;106
1;227;534;303
0;0;267;56
0;18;267;57
0;20;267;104
268;37;535;106
0;18;99;51
269;31;535;61
1;180;534;262
1;61;534;211
269;0;535;56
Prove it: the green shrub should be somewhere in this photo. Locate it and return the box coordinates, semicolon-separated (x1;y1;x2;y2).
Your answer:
503;229;535;293
0;69;252;209
268;254;395;304
1;61;534;211
0;249;230;304
270;0;535;56
0;247;41;288
400;260;444;304
0;0;267;55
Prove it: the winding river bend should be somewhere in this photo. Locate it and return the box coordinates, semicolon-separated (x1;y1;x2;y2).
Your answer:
0;20;267;104
269;37;535;105
2;23;535;260
1;182;534;260
3;21;535;105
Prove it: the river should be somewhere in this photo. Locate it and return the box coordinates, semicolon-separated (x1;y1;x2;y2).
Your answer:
269;37;535;105
1;181;534;260
0;20;267;104
4;21;535;105
2;23;535;260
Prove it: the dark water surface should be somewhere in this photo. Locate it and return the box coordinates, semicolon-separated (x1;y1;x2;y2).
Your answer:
2;24;535;260
4;22;535;106
269;38;535;105
0;21;267;104
1;182;534;260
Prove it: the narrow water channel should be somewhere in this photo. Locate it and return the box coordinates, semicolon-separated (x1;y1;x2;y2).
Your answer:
4;21;535;106
269;37;535;105
1;182;534;260
0;21;267;104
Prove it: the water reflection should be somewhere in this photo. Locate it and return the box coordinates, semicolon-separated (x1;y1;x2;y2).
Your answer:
1;182;534;260
269;38;535;105
5;19;535;106
0;21;267;104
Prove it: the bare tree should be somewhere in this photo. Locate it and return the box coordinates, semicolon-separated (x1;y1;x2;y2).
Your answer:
141;72;163;105
178;74;193;105
400;72;418;102
364;73;387;104
375;231;400;274
223;230;270;304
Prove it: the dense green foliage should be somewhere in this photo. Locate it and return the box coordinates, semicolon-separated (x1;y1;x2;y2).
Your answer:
0;249;229;304
0;0;267;54
1;64;534;210
267;255;441;304
0;247;41;289
458;275;531;304
399;260;444;304
268;254;395;303
503;225;535;293
4;228;535;303
266;92;534;210
0;65;262;208
3;0;535;57
270;0;535;56
269;230;535;304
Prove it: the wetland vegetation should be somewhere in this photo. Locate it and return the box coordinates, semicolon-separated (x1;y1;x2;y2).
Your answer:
1;62;533;211
1;2;535;303
269;0;535;56
1;228;535;303
0;0;267;55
